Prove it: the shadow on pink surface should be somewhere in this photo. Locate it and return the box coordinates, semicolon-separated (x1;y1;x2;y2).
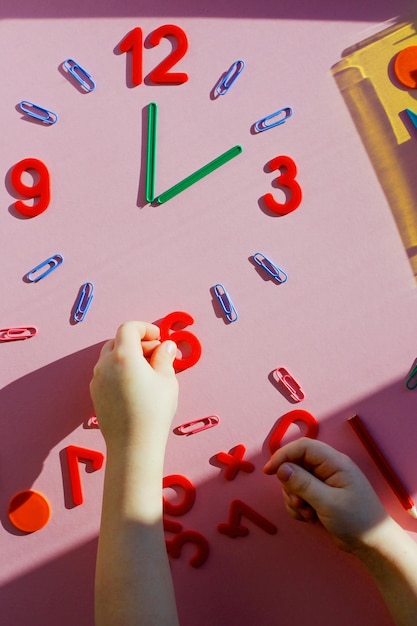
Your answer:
0;344;416;624
0;343;103;534
0;0;413;21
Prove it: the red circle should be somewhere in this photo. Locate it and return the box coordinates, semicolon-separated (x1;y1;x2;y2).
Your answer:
393;46;417;89
8;490;51;533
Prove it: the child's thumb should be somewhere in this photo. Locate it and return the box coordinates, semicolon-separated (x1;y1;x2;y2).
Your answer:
277;463;329;510
150;340;177;374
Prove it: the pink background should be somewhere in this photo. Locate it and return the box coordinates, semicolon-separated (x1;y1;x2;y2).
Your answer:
1;1;417;624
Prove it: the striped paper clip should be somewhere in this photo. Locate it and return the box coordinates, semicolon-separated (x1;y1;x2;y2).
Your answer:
215;60;245;95
214;284;238;322
273;367;305;402
253;252;287;283
63;58;96;92
26;254;64;282
0;327;37;342
73;282;94;322
254;106;293;133
19;101;58;124
174;415;220;436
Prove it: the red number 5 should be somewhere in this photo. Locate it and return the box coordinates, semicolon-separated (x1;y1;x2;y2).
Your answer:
262;155;302;215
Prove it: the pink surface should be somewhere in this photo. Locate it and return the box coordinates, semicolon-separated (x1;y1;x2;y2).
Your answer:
0;1;416;624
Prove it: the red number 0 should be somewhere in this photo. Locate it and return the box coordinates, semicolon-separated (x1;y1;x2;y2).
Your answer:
262;155;302;215
118;24;188;86
10;158;51;217
159;311;202;372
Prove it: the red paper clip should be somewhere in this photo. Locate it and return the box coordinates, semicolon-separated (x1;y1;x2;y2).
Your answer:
174;415;220;436
0;327;37;342
273;367;305;402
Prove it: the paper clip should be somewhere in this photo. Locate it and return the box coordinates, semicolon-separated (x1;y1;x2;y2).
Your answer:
215;60;245;95
174;415;220;436
273;367;305;402
406;362;417;389
253;252;288;283
214;284;238;322
254;106;293;133
63;58;96;92
0;327;37;342
19;101;58;124
73;282;94;322
26;254;64;282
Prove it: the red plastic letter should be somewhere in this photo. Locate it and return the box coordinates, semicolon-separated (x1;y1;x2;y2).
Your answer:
269;409;319;455
11;158;51;217
263;155;302;215
218;499;277;538
65;445;104;506
159;311;202;372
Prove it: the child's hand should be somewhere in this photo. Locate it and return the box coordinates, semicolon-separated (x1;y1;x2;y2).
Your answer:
263;437;389;553
90;321;178;452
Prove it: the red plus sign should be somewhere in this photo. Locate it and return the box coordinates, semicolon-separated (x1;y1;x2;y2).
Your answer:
215;444;255;480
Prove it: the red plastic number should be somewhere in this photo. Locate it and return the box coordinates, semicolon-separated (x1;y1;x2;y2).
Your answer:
118;27;143;86
11;158;51;217
163;474;196;516
269;409;319;455
148;24;189;84
215;444;255;481
118;25;188;86
165;529;209;568
218;499;277;538
263;155;302;215
159;311;202;372
65;445;104;506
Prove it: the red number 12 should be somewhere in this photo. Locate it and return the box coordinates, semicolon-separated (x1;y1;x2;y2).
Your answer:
118;24;189;86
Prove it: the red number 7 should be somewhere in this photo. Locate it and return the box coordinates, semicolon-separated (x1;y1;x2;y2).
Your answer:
65;445;104;506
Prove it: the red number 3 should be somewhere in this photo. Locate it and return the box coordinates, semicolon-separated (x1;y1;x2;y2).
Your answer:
262;155;302;215
10;158;51;217
159;311;202;373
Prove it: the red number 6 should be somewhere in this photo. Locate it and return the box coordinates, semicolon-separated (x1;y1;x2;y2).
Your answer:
262;155;302;215
10;158;51;217
159;311;202;372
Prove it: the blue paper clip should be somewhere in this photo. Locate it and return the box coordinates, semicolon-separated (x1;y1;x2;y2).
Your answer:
215;60;245;95
253;252;288;283
63;58;96;92
26;254;64;282
214;284;238;322
73;282;94;322
406;362;417;389
254;106;293;132
19;101;58;124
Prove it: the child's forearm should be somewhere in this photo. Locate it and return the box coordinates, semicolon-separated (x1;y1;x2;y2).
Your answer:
95;444;179;626
353;518;417;626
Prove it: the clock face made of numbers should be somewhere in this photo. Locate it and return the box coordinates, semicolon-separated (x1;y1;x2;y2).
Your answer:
2;17;304;509
0;14;393;626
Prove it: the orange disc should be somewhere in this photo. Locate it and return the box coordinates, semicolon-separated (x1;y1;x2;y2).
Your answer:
393;46;417;89
8;490;51;533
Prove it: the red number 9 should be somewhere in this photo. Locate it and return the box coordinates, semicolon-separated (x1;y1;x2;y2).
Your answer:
159;311;202;372
10;158;51;217
262;155;302;215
